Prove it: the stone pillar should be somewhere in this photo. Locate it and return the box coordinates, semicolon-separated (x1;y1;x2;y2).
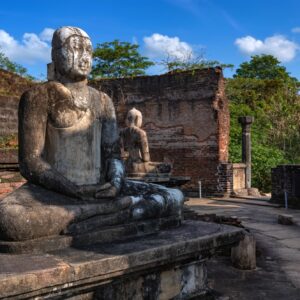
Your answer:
231;232;256;270
238;116;254;189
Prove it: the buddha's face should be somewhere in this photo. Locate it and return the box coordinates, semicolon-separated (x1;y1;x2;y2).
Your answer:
53;35;93;80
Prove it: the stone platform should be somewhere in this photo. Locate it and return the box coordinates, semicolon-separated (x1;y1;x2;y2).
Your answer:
0;220;244;299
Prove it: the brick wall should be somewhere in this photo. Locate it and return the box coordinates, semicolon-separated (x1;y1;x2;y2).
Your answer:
0;96;20;136
91;68;230;196
0;69;34;137
0;69;34;98
0;69;33;194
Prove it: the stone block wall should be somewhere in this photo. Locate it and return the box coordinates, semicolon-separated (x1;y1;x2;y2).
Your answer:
91;68;230;196
271;165;300;207
233;163;246;191
216;163;233;197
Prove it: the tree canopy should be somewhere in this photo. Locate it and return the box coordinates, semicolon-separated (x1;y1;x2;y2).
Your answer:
234;54;294;81
227;54;300;191
91;40;154;78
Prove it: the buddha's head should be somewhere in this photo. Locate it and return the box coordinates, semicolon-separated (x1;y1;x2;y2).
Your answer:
126;108;143;128
51;26;93;81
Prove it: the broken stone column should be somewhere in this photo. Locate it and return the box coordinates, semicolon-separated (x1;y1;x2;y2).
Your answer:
238;116;254;189
231;232;256;270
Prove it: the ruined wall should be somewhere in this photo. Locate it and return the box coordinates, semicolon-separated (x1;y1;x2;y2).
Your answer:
91;68;230;195
0;70;34;196
0;69;35;137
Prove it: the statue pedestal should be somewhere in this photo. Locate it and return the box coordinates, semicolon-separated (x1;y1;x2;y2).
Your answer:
0;221;245;299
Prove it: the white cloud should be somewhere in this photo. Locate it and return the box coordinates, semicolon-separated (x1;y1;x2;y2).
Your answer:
0;28;54;65
235;35;298;62
143;33;193;60
292;27;300;33
39;28;55;42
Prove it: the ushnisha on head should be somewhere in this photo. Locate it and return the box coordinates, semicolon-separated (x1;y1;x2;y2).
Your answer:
126;107;143;128
50;26;93;81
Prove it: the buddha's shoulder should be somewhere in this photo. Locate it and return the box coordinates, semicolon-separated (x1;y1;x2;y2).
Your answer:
88;86;111;101
20;81;71;103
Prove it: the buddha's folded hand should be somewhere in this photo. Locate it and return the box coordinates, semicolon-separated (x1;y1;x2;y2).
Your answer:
95;182;118;198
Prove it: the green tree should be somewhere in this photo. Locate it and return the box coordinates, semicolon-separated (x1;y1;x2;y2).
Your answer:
91;40;154;78
234;54;295;81
0;48;34;80
227;55;300;191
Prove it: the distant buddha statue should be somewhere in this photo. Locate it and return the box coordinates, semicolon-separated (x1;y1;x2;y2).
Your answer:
120;108;172;177
0;26;183;249
121;108;150;163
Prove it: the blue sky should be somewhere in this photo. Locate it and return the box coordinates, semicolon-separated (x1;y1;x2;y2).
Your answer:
1;0;300;79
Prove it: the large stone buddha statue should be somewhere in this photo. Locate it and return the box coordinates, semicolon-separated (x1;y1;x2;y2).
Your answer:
0;27;183;250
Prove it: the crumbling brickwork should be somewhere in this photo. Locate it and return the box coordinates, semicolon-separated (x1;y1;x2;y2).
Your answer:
91;68;230;196
0;96;20;136
0;70;34;136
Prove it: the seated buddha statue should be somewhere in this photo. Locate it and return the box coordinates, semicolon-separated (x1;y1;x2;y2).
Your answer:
120;108;172;177
0;26;183;246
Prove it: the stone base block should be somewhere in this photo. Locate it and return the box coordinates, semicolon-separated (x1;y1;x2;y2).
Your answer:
0;220;244;299
93;259;208;300
278;214;294;225
0;215;181;254
231;233;256;270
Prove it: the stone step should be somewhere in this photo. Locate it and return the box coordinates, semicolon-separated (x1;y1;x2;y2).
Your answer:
211;197;280;208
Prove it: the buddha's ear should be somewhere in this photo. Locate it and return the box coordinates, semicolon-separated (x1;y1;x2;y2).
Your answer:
134;115;139;126
136;113;143;128
47;63;55;81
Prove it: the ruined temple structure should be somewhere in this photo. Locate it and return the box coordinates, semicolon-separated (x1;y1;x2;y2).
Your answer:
0;67;232;197
91;67;232;196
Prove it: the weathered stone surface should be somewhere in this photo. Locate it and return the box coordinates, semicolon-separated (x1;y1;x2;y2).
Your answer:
0;214;181;254
232;163;246;192
0;181;183;252
0;220;245;299
0;183;132;241
278;214;294;225
94;260;208;300
231;232;256;270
